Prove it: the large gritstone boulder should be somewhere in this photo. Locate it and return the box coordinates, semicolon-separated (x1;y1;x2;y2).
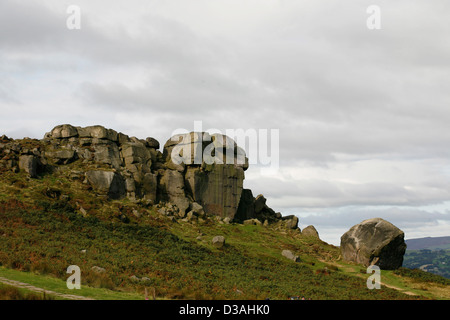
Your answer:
340;218;407;270
162;132;247;220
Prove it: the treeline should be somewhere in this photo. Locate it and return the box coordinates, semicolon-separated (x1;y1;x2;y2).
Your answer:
403;249;450;279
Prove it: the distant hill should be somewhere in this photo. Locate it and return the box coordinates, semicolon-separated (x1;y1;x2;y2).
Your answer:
403;236;450;279
406;236;450;250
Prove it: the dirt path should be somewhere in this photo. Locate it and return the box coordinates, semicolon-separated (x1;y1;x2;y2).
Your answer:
319;259;418;296
380;281;417;296
0;276;95;300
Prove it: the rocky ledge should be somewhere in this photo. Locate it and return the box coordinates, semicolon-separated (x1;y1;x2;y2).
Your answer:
0;124;299;230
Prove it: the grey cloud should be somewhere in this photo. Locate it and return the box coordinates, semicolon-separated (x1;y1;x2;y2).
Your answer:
0;1;65;49
295;206;450;229
1;0;450;244
245;172;450;210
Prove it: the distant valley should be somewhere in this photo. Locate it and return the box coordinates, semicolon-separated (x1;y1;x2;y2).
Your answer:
404;236;450;279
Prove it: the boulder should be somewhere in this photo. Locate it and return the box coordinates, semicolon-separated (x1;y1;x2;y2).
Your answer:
163;132;207;165
282;215;299;230
164;132;246;220
190;202;205;217
159;169;189;215
18;155;38;178
243;218;262;226
302;225;320;239
85;170;126;200
93;143;121;169
51;149;76;165
184;164;244;220
129;275;140;282
235;191;279;224
184;210;198;222
145;137;160;149
282;250;300;262
234;189;255;222
223;217;232;224
118;132;131;144
50;124;78;139
141;172;157;201
91;266;106;274
78;125;118;142
254;194;266;213
212;236;226;248
340;218;406;270
121;142;152;167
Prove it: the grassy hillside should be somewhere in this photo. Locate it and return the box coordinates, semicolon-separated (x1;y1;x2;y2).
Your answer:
0;282;53;300
403;250;450;279
0;168;449;300
404;237;450;279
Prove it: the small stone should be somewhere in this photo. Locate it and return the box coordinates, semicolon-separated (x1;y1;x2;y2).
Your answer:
79;207;88;217
212;236;225;248
132;209;142;218
223;217;231;224
91;266;106;274
243;218;262;226
130;275;140;282
282;250;301;262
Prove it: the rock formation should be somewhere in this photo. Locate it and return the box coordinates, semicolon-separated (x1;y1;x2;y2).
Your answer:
0;124;297;229
302;225;320;239
340;218;407;270
162;132;247;220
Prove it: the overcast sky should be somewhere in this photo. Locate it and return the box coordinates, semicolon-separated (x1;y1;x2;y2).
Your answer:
1;0;450;245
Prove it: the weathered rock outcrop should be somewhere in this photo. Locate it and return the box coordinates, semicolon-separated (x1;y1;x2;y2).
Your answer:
340;218;406;270
302;225;320;239
18;155;38;178
42;124;161;201
0;124;298;228
162;132;247;220
85;170;126;200
235;191;284;224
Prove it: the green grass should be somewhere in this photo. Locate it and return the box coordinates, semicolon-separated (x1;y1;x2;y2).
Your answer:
0;282;54;300
403;250;450;279
0;199;422;300
0;266;144;300
0;169;448;300
393;267;450;286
